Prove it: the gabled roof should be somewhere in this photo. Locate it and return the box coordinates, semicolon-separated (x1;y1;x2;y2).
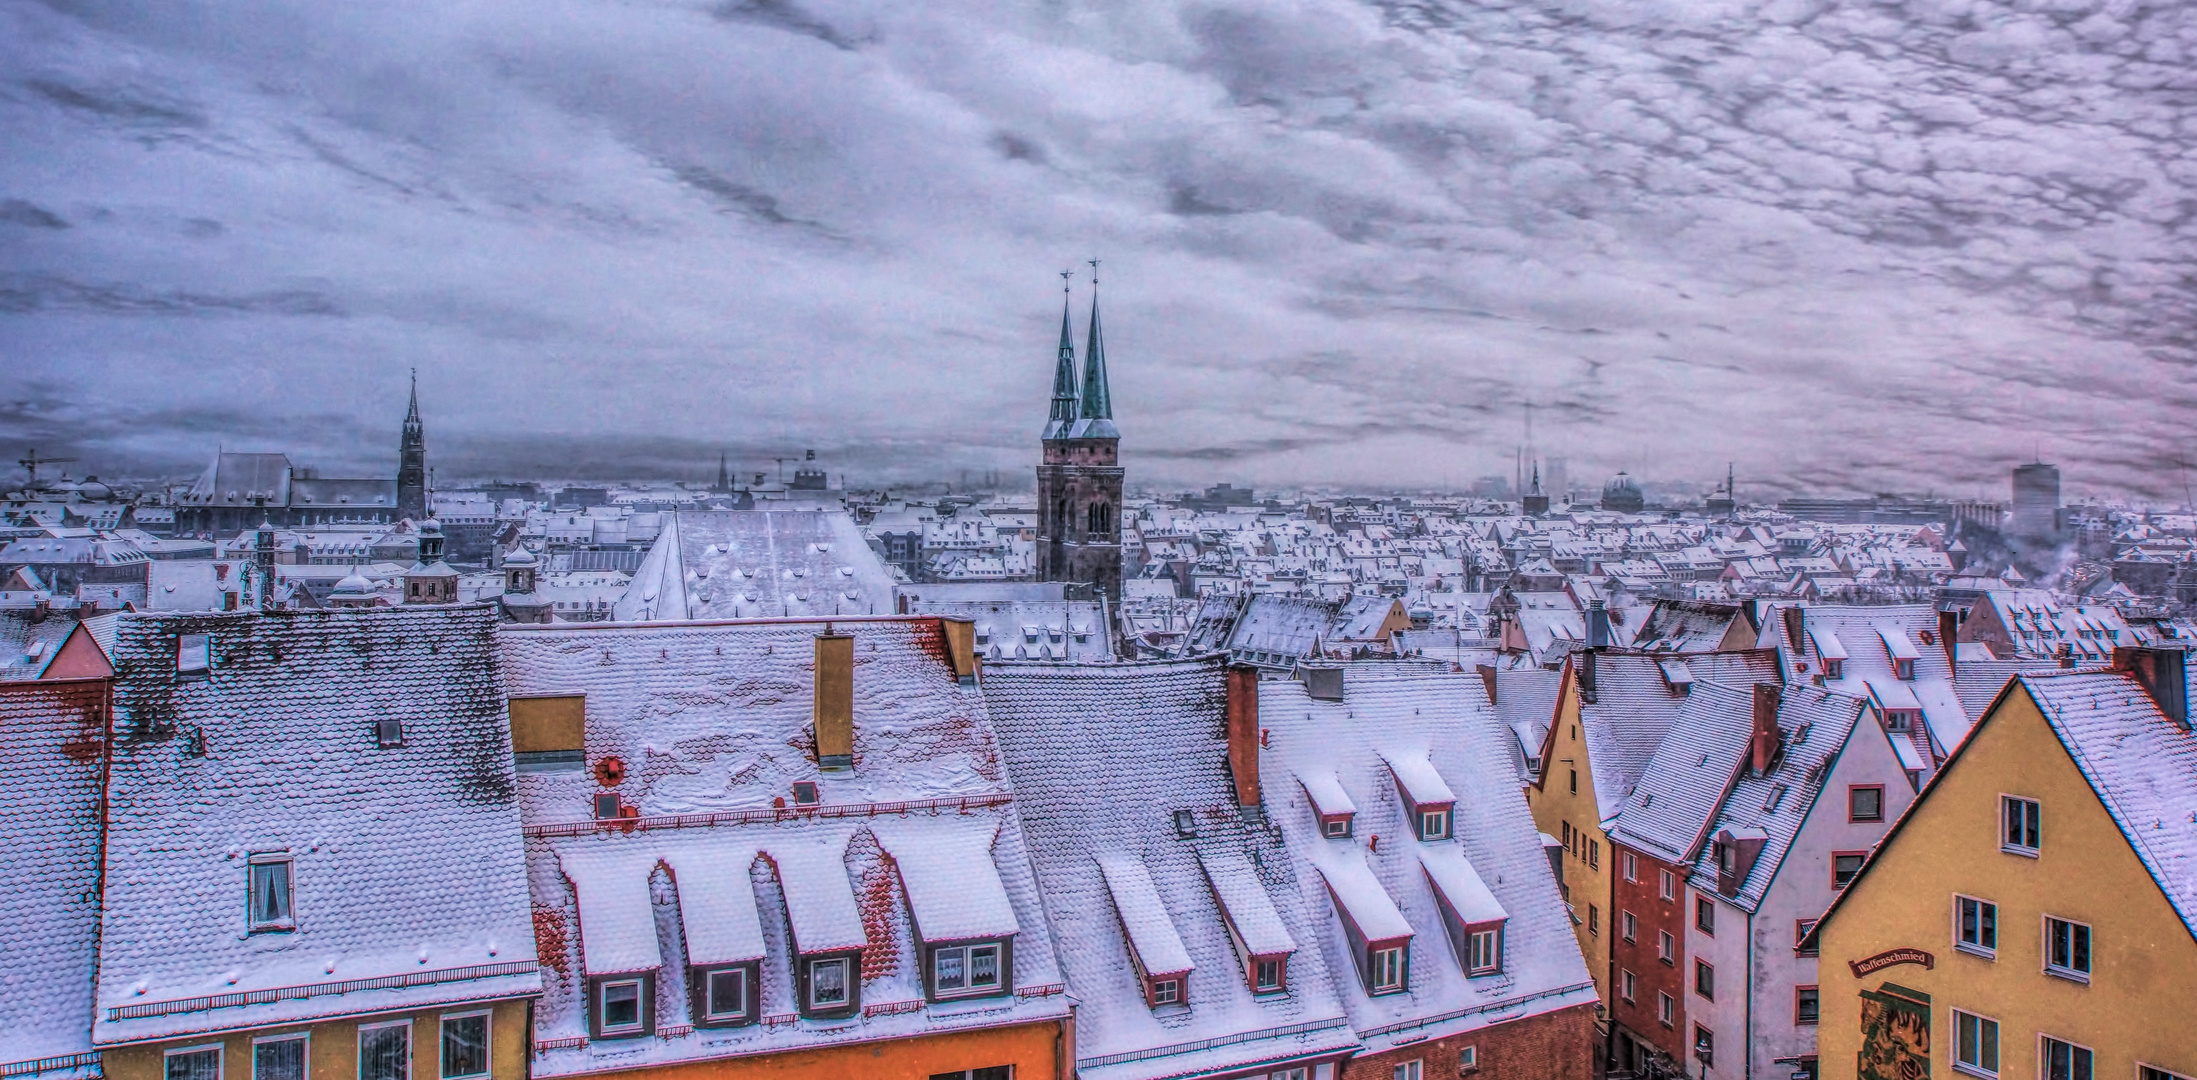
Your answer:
1607;681;1759;864
1575;649;1784;824
615;510;896;622
1681;685;1869;911
94;607;539;1046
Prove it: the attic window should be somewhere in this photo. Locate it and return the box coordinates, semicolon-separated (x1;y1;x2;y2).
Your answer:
1823;658;1843;679
792;781;820;806
247;854;294;932
178;634;211;677
375;718;404;748
593;794;621;820
1173;809;1198;838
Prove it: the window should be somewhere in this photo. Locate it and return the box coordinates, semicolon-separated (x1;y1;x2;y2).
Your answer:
1956;896;1998;957
1419;808;1451;841
2140;1068;2196;1080
1458;1045;1477;1073
704;969;747;1020
599;979;644;1034
1659;869;1676;900
1657;991;1674;1027
1884;710;1915;733
1694;959;1714;1000
376;718;404;748
1693;1024;1714;1067
1324;818;1350;838
791;781;819;805
1620;969;1636;1002
1370;945;1405;992
1832;852;1866;889
809;957;851;1008
253;1036;306;1080
1391;1061;1421;1080
1621;910;1637;943
1894;657;1914;680
1254;958;1282;992
1954;1010;1999;1078
1588;905;1599;936
2042;1037;2092;1080
1151;977;1179;1004
1569;767;1577;794
359;1022;410;1080
1824;658;1843;679
593;794;621;820
1795;985;1818;1025
1849;785;1884;823
440;1013;489;1079
1795;918;1818;957
2045;917;2091;981
1587;839;1599;869
1268;1071;1306;1080
178;634;211;677
1173;809;1198;838
1467;928;1500;975
1695;897;1715;935
2003;795;2041;854
1657;930;1674;964
928;1070;1012;1080
248;856;294;931
167;1046;222;1080
933;942;1003;997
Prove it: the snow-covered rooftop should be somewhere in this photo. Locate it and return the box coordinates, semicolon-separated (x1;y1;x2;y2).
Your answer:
0;679;109;1071
1098;855;1194;977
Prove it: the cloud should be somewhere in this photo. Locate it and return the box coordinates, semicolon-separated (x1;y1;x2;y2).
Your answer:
1;0;2193;503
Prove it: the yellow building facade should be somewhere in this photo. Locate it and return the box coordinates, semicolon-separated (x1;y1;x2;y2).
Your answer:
100;999;532;1080
1526;672;1613;1003
1814;672;2197;1080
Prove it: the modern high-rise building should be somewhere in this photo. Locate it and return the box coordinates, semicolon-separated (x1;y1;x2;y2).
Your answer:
2011;461;2061;541
1035;274;1123;603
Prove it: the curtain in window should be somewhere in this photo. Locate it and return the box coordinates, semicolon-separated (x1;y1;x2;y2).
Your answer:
251;862;291;924
811;959;848;1005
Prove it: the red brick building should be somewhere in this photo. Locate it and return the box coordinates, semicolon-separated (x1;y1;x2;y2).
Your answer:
1609;843;1690;1074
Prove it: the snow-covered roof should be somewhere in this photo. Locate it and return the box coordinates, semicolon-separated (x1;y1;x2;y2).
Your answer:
1577;650;1784;824
1809;628;1848;661
1197;849;1296;958
1313;849;1413;942
1381;750;1457;807
562;848;666;975
1864;676;1922;712
1098;855;1194;976
1681;685;1869;912
94;607;539;1046
1607;681;1759;865
1875;623;1921;660
1418;846;1507;926
615;511;897;622
882;822;1019;943
1299;770;1357;818
0;679;109;1071
499;616;1065;1075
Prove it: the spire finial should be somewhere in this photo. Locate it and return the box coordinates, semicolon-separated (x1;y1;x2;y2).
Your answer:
1045;271;1081;439
1088;257;1099;290
1079;260;1113;424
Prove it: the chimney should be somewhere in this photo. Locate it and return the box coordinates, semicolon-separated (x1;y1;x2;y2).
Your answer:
1939;609;1960;675
1782;606;1806;653
940;618;980;686
1586;599;1611;649
814;632;855;771
2113;646;2190;729
1576;649;1597;705
1303;664;1344;702
2056;643;2075;669
1225;665;1262;811
1751;683;1783;773
1476;664;1498;705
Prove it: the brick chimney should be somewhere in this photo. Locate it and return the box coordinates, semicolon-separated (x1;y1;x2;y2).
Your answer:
1939;609;1960;675
1476;664;1498;705
1586;599;1611;649
1751;683;1783;773
1782;606;1806;653
814;632;855;771
2113;646;2190;730
1226;665;1261;811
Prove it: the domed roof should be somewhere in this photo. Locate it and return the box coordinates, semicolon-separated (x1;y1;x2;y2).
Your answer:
1602;472;1642;496
76;477;113;500
419;518;443;534
503;546;537;566
333;570;375;594
1600;471;1646;512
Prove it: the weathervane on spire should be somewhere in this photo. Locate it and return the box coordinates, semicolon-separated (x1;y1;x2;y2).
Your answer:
1088;257;1100;288
1060;268;1073;294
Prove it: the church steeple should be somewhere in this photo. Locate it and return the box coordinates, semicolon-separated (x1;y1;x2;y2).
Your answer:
397;369;428;522
1072;258;1119;439
1045;270;1080;441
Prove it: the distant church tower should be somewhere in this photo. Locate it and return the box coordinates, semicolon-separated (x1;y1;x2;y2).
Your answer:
1037;266;1125;603
398;370;429;522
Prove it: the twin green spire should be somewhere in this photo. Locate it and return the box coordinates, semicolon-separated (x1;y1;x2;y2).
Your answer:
1044;264;1116;441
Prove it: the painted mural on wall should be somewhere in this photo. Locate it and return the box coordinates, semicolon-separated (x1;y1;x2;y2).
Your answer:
1857;983;1932;1080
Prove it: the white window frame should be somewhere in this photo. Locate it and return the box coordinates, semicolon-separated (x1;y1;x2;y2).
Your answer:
1622;852;1637;881
165;1044;224;1080
702;968;747;1021
932;941;1004;998
1269;1070;1307;1080
1620;969;1636;1003
2139;1065;2195;1080
2043;915;2092;983
1253;957;1283;992
1418;807;1451;841
1467;928;1500;975
1658;929;1675;964
1621;910;1637;943
251;1033;308;1080
247;853;295;932
1953;1009;2000;1078
1657;991;1674;1027
357;1020;411;1080
1954;895;1997;958
598;978;646;1034
1151;976;1180;1004
437;1010;490;1080
1391;1061;1422;1080
2002;794;2041;856
807;957;851;1009
2039;1035;2093;1080
1370;945;1405;992
1458;1044;1478;1073
1323;817;1350;838
1659;869;1676;900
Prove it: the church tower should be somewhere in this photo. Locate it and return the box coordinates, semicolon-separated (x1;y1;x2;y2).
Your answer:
397;370;429;522
1036;265;1125;603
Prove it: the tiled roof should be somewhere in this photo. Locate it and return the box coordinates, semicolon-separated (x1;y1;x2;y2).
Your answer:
616;511;897;622
1608;681;1758;864
0;679;109;1068
1682;684;1870;911
94;606;539;1046
1577;649;1783;824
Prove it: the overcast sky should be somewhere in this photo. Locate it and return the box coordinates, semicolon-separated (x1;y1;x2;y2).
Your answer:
3;0;2194;500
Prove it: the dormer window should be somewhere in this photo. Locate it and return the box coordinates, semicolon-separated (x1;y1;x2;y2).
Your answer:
1300;772;1357;838
1254;958;1283;992
178;634;211;678
247;854;294;932
593;977;650;1038
1324;818;1351;838
1894;657;1914;680
1418;808;1452;842
806;957;851;1011
1823;658;1843;679
1884;710;1914;733
1150;976;1181;1004
930;942;1004;998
